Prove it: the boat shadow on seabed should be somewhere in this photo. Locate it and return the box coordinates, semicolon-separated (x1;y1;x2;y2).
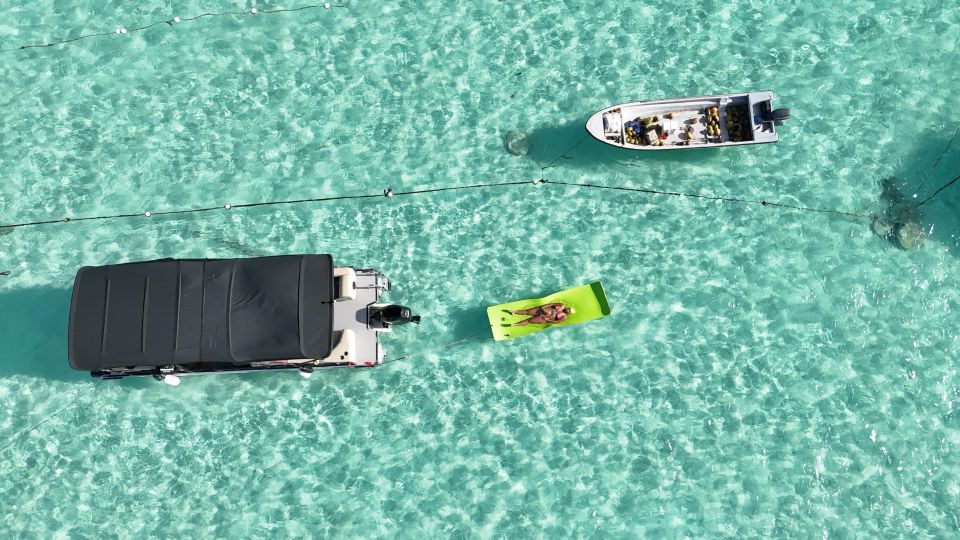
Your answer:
0;286;85;381
0;282;482;382
525;118;723;171
874;130;960;257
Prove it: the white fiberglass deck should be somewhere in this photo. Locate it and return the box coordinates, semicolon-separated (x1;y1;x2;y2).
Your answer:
586;91;780;150
331;269;389;365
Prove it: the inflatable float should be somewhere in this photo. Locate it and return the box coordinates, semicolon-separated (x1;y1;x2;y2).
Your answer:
486;282;611;341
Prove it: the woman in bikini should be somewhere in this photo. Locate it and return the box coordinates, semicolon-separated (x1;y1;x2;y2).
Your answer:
509;303;575;326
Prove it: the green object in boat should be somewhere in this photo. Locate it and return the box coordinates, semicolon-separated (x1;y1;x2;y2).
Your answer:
486;281;612;342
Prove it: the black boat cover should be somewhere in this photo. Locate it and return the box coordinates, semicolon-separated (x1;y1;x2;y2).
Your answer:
68;255;335;371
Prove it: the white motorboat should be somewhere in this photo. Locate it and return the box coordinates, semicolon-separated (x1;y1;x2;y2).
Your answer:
585;91;789;150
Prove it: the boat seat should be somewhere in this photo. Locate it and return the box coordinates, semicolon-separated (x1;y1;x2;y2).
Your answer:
603;111;622;134
333;266;357;301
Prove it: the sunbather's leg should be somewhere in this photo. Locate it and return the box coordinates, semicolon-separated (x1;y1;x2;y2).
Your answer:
512;315;547;326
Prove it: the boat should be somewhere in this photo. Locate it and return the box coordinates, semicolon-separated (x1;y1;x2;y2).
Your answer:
585;91;789;150
67;254;420;384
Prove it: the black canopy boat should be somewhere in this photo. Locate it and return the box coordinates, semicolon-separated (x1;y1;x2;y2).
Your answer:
68;254;420;384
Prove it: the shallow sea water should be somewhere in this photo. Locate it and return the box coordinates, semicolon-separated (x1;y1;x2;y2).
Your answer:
1;0;959;537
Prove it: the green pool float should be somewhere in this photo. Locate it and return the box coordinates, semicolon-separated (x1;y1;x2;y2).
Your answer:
486;281;612;341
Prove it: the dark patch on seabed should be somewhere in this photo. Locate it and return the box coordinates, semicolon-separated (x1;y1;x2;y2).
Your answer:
0;286;85;381
446;306;491;340
189;229;264;258
871;177;925;250
883;128;960;257
526;118;721;171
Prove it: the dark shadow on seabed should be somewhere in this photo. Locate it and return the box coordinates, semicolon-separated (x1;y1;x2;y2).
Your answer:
445;306;490;341
444;283;576;343
0;288;495;381
882;128;960;258
0;286;86;381
526;118;724;172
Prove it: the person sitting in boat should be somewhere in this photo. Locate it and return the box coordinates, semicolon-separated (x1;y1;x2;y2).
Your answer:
509;303;575;326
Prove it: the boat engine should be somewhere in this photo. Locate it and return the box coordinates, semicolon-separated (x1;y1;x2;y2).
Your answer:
761;108;791;125
370;304;421;327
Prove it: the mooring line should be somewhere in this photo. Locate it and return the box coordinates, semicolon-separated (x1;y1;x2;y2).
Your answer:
381;334;493;366
917;172;960;207
0;180;534;231
917;123;960;194
541;179;874;220
391;180;532;197
0;174;878;232
540;134;590;177
0;3;344;54
0;385;96;455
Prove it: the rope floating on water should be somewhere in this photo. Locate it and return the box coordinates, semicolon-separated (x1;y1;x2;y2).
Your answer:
381;334;492;366
534;135;875;219
916;123;960;194
917;172;960;208
0;3;343;54
0;176;873;232
0;180;534;230
0;385;95;455
540;134;590;175
542;180;874;219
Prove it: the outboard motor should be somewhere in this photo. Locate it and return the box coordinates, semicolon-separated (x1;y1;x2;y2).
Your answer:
370;304;421;327
761;107;791;126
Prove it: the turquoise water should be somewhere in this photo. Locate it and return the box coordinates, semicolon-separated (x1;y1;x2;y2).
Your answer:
2;0;959;536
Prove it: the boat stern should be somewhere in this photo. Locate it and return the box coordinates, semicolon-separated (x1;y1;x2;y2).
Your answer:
747;91;788;144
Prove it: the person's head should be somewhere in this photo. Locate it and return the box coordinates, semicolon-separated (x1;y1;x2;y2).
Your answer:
564;307;575;314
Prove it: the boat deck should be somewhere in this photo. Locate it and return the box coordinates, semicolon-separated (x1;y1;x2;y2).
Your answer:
615;102;754;148
655;108;718;147
331;269;389;364
586;91;780;150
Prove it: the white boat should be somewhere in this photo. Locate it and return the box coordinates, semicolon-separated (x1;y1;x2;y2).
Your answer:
68;255;421;383
585;91;789;150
